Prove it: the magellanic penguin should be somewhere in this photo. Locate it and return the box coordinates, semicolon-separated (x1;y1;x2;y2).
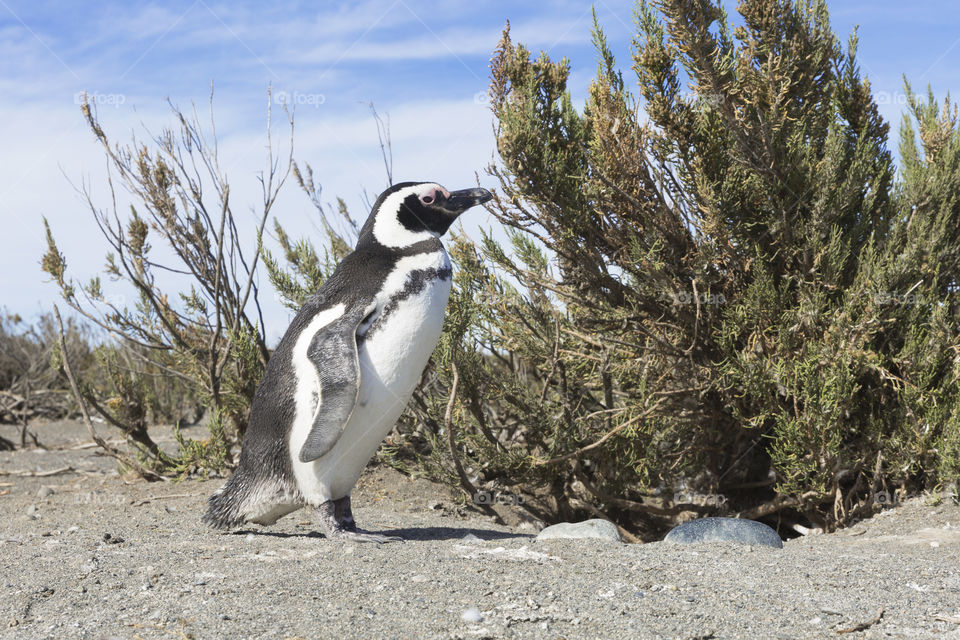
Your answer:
204;181;492;542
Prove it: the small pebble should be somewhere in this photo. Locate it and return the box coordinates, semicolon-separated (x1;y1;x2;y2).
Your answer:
37;487;54;498
461;607;483;623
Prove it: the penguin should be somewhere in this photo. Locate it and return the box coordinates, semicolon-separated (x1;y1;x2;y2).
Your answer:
204;181;492;542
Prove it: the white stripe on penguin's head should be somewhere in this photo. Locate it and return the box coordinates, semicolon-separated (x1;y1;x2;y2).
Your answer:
372;182;449;248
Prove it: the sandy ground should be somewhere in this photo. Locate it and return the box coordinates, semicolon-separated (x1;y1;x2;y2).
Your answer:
2;420;960;640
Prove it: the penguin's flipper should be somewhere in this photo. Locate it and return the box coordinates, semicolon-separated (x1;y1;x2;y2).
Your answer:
299;300;377;463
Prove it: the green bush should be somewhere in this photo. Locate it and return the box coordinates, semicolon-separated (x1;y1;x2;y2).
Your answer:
403;0;960;533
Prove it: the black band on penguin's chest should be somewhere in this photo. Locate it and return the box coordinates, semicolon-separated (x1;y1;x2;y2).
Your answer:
332;237;444;300
359;263;452;344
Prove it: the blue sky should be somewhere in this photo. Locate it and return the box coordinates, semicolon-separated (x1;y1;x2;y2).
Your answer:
1;0;958;343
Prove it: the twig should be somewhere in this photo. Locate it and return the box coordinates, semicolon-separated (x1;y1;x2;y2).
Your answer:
133;492;195;506
0;466;74;477
444;361;478;497
737;491;826;519
538;313;561;409
53;305;168;482
442;360;501;520
368;102;393;186
836;608;884;634
572;465;711;517
70;440;125;450
533;398;665;466
935;614;960;624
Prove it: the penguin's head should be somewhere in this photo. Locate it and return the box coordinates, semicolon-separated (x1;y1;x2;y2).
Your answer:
360;181;492;249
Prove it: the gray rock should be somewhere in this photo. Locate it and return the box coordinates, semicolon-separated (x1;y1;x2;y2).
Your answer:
37;486;54;499
535;519;622;542
664;517;783;548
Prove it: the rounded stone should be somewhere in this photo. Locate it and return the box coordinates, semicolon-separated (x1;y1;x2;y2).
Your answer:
535;519;622;542
663;517;783;548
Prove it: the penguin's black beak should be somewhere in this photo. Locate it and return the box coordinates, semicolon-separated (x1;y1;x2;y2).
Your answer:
443;187;493;215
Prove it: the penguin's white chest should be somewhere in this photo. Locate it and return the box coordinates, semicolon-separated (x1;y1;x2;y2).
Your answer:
292;250;452;503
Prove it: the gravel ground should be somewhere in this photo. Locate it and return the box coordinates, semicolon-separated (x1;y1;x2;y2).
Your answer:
2;420;960;640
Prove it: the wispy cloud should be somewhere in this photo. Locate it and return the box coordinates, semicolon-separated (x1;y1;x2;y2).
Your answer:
284;19;591;64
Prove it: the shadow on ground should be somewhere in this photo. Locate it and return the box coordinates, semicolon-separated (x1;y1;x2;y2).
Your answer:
230;525;533;542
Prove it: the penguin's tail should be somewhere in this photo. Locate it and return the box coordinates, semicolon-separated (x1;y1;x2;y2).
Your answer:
203;471;251;529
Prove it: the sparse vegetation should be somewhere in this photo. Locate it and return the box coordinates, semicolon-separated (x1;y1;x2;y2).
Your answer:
41;91;290;477
0;310;91;445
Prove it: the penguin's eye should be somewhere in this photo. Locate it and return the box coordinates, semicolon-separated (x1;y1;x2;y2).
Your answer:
420;193;435;205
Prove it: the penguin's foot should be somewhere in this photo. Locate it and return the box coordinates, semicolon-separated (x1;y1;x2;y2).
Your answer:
315;500;402;544
336;530;404;544
333;495;357;532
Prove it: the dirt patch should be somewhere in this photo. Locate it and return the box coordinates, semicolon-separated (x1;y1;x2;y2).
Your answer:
2;420;960;639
